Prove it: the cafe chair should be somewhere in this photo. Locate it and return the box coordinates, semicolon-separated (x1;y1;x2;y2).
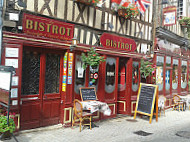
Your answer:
172;95;184;111
72;99;93;132
158;95;166;117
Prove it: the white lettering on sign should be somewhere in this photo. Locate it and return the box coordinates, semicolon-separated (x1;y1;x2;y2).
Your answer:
107;72;115;76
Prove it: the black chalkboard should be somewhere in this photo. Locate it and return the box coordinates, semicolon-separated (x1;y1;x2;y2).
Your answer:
137;84;155;114
80;87;97;101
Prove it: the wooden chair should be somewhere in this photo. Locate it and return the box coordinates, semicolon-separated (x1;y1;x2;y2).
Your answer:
173;95;184;111
158;95;166;117
72;99;93;132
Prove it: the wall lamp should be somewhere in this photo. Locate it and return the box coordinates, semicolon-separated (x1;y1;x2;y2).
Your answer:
101;22;114;29
70;37;78;51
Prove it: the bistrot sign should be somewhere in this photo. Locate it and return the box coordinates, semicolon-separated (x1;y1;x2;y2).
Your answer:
23;13;74;41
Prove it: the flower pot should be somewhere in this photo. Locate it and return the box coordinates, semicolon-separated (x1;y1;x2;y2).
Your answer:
76;0;91;5
0;130;12;140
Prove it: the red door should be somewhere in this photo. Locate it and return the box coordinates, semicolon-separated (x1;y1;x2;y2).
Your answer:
20;47;63;130
117;58;129;114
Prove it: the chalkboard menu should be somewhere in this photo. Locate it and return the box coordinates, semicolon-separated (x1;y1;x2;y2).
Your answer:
137;84;155;114
134;83;158;124
80;87;97;101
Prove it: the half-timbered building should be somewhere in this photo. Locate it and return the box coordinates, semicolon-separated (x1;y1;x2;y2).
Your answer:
1;0;189;130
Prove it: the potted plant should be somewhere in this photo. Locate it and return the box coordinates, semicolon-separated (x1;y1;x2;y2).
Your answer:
0;115;16;140
76;0;101;6
81;47;105;69
140;59;156;83
179;17;190;28
81;47;105;86
117;4;139;19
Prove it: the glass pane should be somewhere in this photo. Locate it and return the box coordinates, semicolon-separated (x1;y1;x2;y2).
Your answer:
105;57;116;93
156;67;163;91
21;51;40;95
45;54;60;94
172;59;178;90
132;62;139;92
165;70;170;91
118;59;126;91
181;61;187;89
89;66;99;91
166;56;171;67
156;56;164;91
74;55;86;94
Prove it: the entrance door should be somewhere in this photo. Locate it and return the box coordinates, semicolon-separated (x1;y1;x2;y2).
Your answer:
117;58;129;114
20;47;62;130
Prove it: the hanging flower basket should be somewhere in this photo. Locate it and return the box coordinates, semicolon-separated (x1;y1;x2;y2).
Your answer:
76;0;100;6
179;17;190;28
117;5;139;19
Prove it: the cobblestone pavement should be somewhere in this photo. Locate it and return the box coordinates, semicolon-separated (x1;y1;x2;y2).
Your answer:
3;109;190;142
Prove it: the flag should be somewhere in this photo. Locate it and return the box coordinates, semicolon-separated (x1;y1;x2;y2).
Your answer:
135;0;151;16
111;0;135;11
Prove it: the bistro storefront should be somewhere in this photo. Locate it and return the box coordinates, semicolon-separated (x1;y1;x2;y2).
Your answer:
154;27;190;108
1;11;150;130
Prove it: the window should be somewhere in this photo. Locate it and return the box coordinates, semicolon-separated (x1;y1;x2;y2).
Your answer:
21;51;40;95
172;59;179;90
181;60;187;89
105;57;116;93
132;61;139;92
118;59;126;91
74;55;86;94
45;54;60;94
156;56;164;91
165;56;171;91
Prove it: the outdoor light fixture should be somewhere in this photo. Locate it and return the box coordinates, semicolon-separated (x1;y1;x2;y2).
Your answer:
70;37;78;51
101;22;114;29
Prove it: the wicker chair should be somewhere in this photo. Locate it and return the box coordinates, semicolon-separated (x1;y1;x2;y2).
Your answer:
72;99;93;132
158;95;166;117
173;95;184;111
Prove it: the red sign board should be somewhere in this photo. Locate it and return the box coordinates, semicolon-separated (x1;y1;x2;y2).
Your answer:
100;33;136;52
163;6;177;26
22;13;74;41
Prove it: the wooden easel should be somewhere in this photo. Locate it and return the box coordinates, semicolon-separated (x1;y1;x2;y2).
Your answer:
134;83;158;124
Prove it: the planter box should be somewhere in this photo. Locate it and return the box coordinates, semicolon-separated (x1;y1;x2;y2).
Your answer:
76;0;91;5
117;9;131;19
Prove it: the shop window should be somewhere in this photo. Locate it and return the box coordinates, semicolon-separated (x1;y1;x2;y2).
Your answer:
166;56;171;67
105;57;116;93
189;63;190;91
156;56;164;91
74;55;86;94
132;61;139;92
89;66;99;91
118;59;126;91
172;59;179;90
165;70;170;91
21;51;40;95
181;61;187;89
44;54;60;94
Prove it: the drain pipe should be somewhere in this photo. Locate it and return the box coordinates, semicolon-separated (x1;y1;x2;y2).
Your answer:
0;0;3;65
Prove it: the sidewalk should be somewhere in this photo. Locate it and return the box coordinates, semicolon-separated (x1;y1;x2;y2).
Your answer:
4;109;190;142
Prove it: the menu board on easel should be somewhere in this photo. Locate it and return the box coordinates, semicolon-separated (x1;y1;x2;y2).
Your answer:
0;66;14;105
134;83;158;124
80;87;97;101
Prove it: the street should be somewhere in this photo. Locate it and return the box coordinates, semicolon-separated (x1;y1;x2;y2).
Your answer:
3;109;190;142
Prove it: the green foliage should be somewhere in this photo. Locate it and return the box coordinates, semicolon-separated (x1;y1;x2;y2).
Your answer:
118;4;139;18
81;47;105;69
140;59;156;79
0;115;16;133
179;17;190;26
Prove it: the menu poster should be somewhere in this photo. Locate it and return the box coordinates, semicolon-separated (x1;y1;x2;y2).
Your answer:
11;88;18;98
5;59;18;68
5;48;19;57
12;76;19;86
0;72;11;90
